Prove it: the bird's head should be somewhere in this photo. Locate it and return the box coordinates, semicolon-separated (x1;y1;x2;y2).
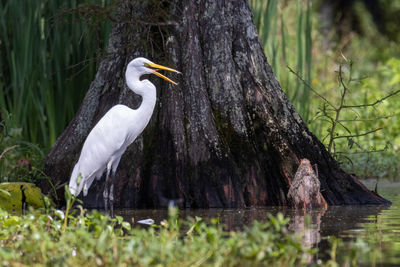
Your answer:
127;57;180;85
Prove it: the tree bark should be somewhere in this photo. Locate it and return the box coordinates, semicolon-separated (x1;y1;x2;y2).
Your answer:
41;0;389;208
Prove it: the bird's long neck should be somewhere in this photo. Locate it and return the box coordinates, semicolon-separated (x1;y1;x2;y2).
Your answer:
127;74;157;129
138;84;156;119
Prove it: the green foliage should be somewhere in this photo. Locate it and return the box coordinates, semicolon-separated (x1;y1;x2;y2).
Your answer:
0;0;112;148
0;117;46;183
0;204;383;266
321;57;400;179
291;56;400;180
341;151;400;181
359;57;400;147
294;57;399;154
252;0;400;180
0;206;314;266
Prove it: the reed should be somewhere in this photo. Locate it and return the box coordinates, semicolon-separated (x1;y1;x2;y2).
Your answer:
250;0;313;122
0;0;112;149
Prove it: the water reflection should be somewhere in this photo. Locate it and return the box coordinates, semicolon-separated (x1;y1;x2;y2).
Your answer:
116;183;400;265
288;210;322;247
117;205;387;237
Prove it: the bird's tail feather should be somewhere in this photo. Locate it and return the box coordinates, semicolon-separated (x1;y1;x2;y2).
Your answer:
69;162;106;197
83;168;105;196
69;163;82;196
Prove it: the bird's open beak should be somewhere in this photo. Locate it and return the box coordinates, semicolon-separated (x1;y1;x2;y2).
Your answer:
145;62;181;85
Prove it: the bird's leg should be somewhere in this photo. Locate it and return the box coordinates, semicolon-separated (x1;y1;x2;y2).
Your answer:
22;202;26;216
103;183;109;214
103;168;111;215
109;177;115;218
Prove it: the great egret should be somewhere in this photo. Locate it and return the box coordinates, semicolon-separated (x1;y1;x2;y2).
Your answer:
68;57;180;217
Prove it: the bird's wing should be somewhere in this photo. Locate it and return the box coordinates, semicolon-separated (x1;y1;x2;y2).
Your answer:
71;105;136;195
82;105;135;159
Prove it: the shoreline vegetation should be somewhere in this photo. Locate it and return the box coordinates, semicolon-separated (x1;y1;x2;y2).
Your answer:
0;204;381;266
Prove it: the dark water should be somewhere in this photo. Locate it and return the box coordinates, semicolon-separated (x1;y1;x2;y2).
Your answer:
116;180;400;265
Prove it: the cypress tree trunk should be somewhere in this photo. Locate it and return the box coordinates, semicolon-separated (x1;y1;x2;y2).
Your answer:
42;0;389;208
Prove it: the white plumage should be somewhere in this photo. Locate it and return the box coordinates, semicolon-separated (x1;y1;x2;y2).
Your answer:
68;57;179;216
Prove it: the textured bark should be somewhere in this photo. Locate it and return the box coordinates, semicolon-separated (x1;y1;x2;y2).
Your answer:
41;0;389;208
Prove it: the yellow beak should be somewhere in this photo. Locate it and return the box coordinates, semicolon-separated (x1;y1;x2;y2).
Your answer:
145;62;181;85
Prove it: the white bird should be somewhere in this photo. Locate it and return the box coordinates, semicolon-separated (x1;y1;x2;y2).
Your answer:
68;57;180;216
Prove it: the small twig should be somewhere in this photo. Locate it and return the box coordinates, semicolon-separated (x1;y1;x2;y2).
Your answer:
332;128;382;140
336;120;352;135
0;145;18;160
328;65;347;154
335;149;387;155
338;114;396;122
288;66;336;109
342;89;400;108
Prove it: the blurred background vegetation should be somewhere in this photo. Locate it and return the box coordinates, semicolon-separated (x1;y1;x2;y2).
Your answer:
0;0;112;182
1;0;399;182
251;0;400;181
